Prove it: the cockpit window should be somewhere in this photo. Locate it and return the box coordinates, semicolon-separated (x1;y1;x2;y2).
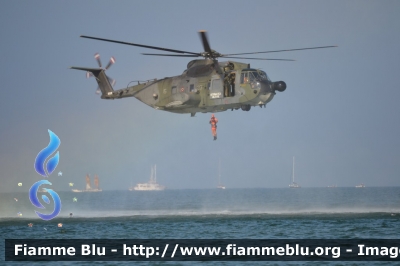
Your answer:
240;72;249;83
240;70;270;84
259;71;270;81
250;71;261;81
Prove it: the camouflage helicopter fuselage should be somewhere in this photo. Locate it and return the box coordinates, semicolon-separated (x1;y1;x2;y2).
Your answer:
74;59;286;116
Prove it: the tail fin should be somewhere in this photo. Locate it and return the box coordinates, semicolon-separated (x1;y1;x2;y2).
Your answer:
70;67;114;95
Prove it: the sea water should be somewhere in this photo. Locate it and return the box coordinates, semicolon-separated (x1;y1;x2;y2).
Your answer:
1;187;400;265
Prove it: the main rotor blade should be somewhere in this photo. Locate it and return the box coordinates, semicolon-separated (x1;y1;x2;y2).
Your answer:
221;56;295;61
81;35;201;55
222;45;338;56
198;31;223;74
198;30;212;56
212;59;223;75
142;53;200;57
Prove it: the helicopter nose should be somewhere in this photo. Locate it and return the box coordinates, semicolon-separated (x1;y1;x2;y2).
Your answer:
272;81;286;92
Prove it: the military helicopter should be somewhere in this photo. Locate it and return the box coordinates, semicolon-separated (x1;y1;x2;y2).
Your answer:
71;31;336;116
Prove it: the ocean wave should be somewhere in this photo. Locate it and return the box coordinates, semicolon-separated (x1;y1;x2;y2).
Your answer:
1;208;399;222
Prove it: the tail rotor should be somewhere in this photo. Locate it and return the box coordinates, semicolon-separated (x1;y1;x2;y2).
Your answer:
86;53;116;94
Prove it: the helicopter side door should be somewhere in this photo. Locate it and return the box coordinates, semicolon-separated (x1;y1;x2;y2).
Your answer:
209;75;224;104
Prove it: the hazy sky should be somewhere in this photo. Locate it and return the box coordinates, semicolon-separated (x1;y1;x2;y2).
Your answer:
1;0;399;192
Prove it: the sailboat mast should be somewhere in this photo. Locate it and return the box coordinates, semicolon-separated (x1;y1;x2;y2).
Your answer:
150;165;153;183
154;164;157;183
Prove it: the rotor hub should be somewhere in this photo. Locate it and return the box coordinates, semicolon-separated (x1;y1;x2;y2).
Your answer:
201;50;222;59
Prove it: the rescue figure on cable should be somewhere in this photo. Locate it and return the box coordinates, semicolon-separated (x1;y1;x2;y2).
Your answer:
209;114;218;141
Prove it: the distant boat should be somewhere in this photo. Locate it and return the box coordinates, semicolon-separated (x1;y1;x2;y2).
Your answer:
130;165;165;191
72;174;102;192
217;159;226;189
289;156;301;188
355;183;365;188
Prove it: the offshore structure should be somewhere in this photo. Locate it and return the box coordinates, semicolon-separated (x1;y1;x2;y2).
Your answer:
72;174;102;192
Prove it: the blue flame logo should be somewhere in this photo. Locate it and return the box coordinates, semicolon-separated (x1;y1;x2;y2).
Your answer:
29;180;61;220
34;130;60;177
30;130;62;220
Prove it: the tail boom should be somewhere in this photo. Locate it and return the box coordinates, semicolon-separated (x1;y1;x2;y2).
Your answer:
70;67;114;97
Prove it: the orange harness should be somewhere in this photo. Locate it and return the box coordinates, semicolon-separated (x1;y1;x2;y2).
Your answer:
210;118;218;129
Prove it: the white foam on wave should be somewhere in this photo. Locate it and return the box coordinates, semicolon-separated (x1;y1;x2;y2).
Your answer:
27;207;400;219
